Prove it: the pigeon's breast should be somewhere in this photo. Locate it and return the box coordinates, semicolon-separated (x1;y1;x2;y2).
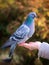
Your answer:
28;21;35;37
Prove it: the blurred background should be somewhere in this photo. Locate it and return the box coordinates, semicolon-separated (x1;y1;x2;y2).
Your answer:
0;0;49;65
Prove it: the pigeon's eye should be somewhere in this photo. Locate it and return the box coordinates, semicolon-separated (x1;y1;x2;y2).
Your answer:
32;14;35;17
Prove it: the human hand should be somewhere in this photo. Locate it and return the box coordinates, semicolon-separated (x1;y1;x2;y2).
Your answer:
19;41;41;50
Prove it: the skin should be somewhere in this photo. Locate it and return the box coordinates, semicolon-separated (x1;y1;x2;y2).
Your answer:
18;41;41;50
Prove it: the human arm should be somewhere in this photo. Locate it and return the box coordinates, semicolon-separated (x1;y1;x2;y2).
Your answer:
19;41;49;59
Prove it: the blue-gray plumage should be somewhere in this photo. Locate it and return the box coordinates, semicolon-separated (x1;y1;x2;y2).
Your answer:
1;12;37;61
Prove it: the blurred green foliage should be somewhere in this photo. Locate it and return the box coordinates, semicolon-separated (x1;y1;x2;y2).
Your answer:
0;0;49;65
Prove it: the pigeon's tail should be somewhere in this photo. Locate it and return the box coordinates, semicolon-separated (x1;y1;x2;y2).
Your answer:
1;39;17;57
9;42;17;57
1;40;17;62
1;39;16;49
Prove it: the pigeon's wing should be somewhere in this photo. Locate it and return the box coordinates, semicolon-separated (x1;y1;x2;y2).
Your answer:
1;24;30;49
11;24;30;42
9;24;30;57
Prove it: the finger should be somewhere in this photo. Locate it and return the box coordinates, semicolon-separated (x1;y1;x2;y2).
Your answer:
18;43;28;46
19;43;30;49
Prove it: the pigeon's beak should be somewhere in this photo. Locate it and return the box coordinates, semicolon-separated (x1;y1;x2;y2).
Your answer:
36;16;38;18
36;15;37;18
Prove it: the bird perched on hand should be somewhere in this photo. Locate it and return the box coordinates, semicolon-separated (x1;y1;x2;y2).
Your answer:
1;12;37;62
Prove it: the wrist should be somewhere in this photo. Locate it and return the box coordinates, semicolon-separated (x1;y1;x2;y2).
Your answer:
35;41;41;50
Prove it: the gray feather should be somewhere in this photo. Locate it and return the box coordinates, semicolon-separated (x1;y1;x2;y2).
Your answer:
1;39;13;49
9;42;17;57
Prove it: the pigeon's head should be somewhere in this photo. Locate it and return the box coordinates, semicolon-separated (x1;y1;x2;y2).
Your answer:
28;12;37;19
24;12;37;26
